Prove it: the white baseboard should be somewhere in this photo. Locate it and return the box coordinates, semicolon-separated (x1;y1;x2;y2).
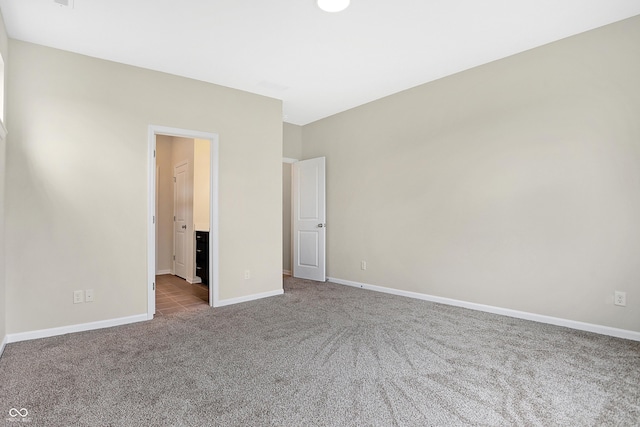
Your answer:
215;289;284;308
6;314;149;344
191;277;202;284
282;270;292;276
0;335;7;358
156;269;172;275
328;277;640;342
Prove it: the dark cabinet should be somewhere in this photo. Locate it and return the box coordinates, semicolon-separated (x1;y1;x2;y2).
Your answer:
195;231;209;287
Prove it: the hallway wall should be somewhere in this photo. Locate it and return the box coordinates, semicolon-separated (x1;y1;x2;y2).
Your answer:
156;135;174;274
5;41;283;334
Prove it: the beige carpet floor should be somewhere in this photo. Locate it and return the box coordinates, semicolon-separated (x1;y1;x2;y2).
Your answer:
1;276;638;426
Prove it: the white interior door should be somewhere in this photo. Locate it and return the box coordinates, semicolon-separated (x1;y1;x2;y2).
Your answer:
293;157;326;281
174;162;188;279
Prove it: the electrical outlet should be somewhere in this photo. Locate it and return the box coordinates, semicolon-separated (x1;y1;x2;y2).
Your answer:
244;270;251;280
614;291;626;307
361;261;367;270
85;289;94;302
73;290;84;304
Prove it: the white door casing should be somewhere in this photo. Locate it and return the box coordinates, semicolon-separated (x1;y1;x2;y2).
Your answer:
174;161;189;279
293;157;326;282
148;125;220;319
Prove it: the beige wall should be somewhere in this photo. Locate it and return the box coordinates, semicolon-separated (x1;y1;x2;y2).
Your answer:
282;162;292;273
0;131;4;344
0;9;8;345
5;40;283;334
282;123;302;272
0;126;5;345
302;16;640;333
0;9;6;123
193;138;210;232
283;123;302;159
156;135;174;273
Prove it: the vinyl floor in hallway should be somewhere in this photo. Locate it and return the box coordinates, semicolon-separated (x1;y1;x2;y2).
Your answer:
155;274;209;315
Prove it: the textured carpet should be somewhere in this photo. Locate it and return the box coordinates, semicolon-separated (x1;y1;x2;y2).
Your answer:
1;276;639;426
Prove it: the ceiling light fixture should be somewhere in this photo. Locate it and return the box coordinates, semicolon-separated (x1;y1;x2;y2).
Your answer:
317;0;350;13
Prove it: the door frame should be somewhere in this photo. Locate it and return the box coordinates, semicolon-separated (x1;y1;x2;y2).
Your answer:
292;157;326;282
147;125;219;318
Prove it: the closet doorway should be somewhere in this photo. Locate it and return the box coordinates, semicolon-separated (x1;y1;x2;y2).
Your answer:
147;126;219;318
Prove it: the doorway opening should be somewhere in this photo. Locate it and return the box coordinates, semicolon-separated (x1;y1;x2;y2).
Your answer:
147;126;219;318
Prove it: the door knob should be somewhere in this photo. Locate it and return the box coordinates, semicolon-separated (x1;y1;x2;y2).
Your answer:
182;225;187;229
317;223;326;228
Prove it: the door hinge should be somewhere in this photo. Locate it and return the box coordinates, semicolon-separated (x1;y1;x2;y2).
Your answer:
173;177;176;182
153;150;156;158
153;282;155;291
173;255;176;260
153;215;155;224
174;216;176;221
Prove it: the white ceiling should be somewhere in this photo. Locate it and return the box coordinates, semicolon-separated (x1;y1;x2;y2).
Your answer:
1;1;639;125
